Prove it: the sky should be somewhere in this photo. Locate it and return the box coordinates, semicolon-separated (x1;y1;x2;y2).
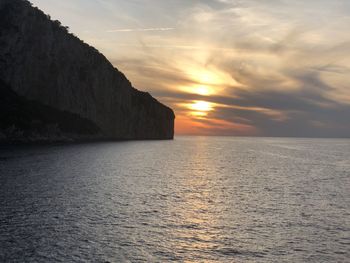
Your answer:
30;0;350;137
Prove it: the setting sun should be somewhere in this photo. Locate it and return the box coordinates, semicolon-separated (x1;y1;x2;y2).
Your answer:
189;101;213;112
196;85;212;96
179;85;213;96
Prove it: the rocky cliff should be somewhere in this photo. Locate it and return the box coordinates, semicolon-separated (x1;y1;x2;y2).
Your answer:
0;79;103;143
0;0;175;141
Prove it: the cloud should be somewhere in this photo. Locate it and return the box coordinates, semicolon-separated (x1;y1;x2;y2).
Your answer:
107;27;175;33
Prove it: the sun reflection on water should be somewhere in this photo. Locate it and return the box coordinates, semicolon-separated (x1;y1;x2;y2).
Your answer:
167;137;221;260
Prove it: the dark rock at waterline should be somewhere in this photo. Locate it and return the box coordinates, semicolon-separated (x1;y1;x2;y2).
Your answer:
0;79;103;143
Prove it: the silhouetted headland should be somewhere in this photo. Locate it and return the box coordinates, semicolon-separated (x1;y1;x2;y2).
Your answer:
0;0;175;143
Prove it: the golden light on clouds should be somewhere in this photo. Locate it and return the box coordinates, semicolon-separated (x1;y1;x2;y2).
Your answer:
177;100;215;119
196;85;212;96
177;65;243;97
186;67;242;88
193;70;221;85
179;85;214;96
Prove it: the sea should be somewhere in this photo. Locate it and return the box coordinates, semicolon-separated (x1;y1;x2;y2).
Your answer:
0;136;349;262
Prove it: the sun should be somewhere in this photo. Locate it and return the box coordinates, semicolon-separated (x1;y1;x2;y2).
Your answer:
189;101;213;112
179;66;243;97
196;85;212;96
178;85;213;96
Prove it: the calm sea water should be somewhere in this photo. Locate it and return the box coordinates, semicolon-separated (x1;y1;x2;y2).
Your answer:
0;136;349;262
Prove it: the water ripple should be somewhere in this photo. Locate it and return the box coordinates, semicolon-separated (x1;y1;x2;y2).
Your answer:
0;137;349;262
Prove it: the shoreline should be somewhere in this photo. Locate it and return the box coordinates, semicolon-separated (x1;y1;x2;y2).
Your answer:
0;136;174;147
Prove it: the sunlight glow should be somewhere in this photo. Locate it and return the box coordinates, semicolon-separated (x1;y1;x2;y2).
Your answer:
198;71;220;85
177;65;244;98
188;69;225;86
191;111;208;117
196;85;212;96
179;85;214;96
186;67;242;87
189;101;213;112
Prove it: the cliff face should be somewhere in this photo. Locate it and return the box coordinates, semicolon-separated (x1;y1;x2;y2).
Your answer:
0;79;102;143
0;0;175;140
